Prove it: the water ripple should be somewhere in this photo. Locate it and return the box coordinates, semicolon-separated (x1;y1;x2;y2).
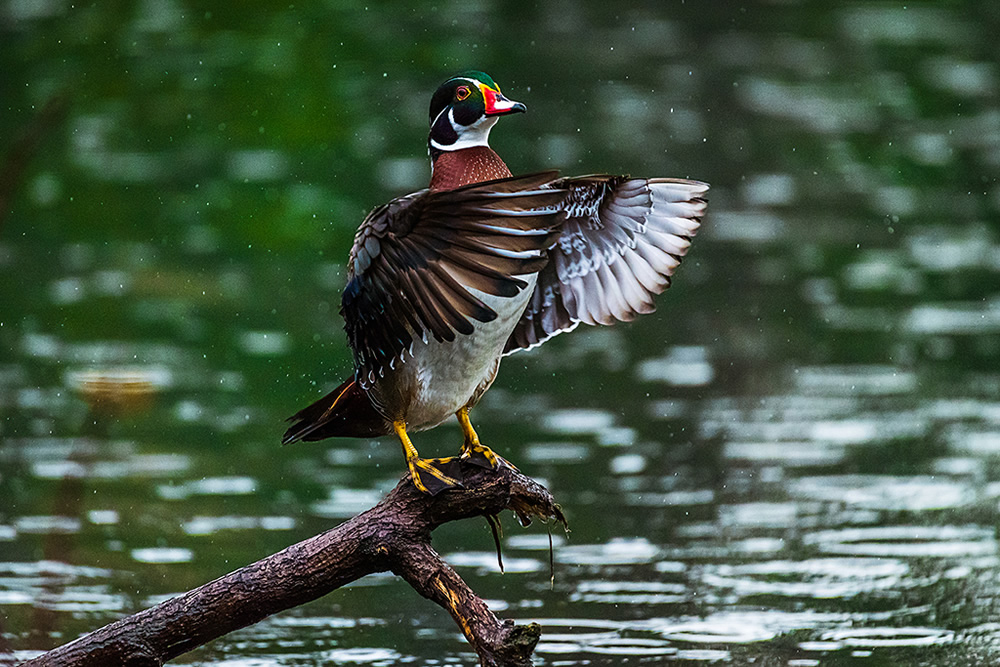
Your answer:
157;476;255;500
131;547;194;564
570;580;689;605
556;538;661;565
183;515;296;536
318;647;402;665
311;489;383;519
821;626;955;648
701;557;909;599
790;475;976;511
445;551;543;574
793;366;917;395
805;525;997;558
541;409;616;435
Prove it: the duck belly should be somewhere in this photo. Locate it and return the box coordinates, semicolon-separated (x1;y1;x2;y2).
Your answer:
400;276;536;431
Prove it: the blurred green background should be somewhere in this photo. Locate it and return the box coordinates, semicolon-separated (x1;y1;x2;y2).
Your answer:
3;1;1000;665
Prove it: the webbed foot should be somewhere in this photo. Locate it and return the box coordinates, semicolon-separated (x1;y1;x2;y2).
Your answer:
407;455;464;496
395;420;463;496
461;442;517;471
456;407;518;471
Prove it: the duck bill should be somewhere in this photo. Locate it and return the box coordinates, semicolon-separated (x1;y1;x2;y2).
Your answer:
483;87;526;116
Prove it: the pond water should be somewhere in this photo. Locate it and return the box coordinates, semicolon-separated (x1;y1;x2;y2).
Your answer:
3;1;1000;665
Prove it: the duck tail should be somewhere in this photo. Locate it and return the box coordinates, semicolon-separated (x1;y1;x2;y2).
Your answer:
282;377;390;444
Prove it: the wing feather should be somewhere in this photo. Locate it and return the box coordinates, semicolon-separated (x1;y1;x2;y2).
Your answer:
505;176;708;354
342;172;566;386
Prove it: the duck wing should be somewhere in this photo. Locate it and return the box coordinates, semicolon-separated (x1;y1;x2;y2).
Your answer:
504;176;708;354
343;171;565;387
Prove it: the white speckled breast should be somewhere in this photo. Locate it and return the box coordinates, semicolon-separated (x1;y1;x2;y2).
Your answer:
388;274;537;431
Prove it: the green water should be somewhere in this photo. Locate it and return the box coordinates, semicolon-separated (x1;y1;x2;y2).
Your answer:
3;1;1000;665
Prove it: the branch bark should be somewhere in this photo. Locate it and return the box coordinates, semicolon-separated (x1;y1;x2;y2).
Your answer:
21;463;566;667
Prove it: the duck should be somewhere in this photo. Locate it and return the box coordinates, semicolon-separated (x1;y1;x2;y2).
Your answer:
283;70;708;495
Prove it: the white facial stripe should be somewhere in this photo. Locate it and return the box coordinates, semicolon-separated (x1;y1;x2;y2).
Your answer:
430;104;449;129
447;76;484;89
430;108;498;152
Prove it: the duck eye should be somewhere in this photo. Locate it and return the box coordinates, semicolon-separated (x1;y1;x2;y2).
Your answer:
455;86;471;101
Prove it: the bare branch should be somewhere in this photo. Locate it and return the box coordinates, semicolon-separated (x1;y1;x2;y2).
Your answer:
22;463;566;667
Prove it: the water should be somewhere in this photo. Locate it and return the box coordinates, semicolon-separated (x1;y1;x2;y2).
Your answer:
2;0;1000;664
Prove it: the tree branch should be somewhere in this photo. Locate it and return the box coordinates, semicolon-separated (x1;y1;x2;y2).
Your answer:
21;463;567;667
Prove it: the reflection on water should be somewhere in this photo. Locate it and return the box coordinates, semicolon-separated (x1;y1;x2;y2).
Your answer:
3;0;1000;664
130;547;194;564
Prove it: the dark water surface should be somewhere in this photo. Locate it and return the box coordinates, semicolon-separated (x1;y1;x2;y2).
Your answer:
3;1;1000;665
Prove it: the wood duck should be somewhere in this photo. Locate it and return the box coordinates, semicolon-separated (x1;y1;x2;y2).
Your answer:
283;70;708;495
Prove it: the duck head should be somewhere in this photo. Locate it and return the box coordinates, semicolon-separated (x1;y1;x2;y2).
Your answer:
428;70;526;153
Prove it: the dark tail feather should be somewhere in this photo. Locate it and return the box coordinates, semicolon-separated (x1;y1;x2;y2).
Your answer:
282;377;391;444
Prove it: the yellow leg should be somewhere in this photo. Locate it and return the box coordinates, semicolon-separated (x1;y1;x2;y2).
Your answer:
456;407;516;470
394;420;462;495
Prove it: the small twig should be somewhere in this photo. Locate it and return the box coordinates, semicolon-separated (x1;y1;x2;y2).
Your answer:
21;462;567;667
487;514;505;573
548;524;555;590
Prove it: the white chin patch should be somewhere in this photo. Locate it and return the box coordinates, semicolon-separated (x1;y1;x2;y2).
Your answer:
430;111;498;152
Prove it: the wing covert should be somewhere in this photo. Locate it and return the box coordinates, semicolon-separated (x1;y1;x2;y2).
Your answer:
342;171;566;386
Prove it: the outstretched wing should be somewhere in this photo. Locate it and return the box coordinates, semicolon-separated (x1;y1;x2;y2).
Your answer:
342;171;566;387
505;176;707;353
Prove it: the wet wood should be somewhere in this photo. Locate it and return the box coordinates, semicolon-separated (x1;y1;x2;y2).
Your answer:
22;463;567;667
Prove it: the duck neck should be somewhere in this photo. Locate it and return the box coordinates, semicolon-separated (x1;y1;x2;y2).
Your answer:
429;146;513;192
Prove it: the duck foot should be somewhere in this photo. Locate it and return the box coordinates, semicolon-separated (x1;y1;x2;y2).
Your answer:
461;443;518;472
408;456;464;496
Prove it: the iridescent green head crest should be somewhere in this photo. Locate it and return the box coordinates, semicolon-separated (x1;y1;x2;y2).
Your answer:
452;70;498;91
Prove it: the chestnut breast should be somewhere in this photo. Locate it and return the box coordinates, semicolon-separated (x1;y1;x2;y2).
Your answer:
429;146;513;192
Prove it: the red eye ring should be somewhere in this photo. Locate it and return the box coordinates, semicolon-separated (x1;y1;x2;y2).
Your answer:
456;86;471;101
